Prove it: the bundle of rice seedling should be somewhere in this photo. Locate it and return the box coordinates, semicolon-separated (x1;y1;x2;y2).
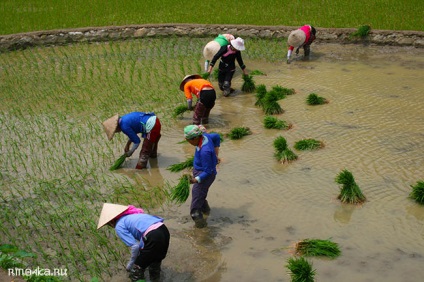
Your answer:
263;100;283;115
255;84;267;107
241;74;256;93
250;69;266;76
109;154;127;171
201;72;210;79
167;156;194;172
306;93;328;105
295;239;341;258
172;104;190;118
273;136;297;163
271;85;295;99
264;116;292;130
227;127;252;140
286;256;316;282
294;139;324;150
335;169;366;204
169;174;191;204
409;181;424;204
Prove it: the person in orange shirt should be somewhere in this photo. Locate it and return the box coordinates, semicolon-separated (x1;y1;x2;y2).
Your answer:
180;74;217;125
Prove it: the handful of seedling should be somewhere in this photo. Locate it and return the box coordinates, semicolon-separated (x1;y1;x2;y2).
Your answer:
109;154;127;171
306;93;328;105
241;74;256;93
335;169;366;204
264;116;292;130
294;139;323;150
173;104;190;118
169;174;191;204
286;256;315;282
295;238;341;258
274;136;297;163
227;127;252;140
167;156;194;172
409;181;424;204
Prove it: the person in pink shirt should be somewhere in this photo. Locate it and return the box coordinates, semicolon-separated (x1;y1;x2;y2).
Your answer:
286;25;317;64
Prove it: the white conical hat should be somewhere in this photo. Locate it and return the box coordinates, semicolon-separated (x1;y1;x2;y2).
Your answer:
97;203;129;229
203;40;221;61
288;29;306;48
102;114;119;140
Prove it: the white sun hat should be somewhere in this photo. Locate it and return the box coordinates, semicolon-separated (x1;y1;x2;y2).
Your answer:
102;114;119;140
230;37;245;51
97;203;129;229
288;29;306;48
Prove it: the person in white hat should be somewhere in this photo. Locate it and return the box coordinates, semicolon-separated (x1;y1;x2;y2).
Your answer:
203;33;235;71
180;74;217;125
102;112;161;169
286;25;317;64
97;203;170;282
207;37;248;97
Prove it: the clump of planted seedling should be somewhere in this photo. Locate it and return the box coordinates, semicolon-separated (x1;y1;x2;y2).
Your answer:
109;154;127;171
335;169;366;204
264;116;292;130
306;93;328;105
241;74;256;93
167;156;194;172
409;181;424;204
294;139;324;151
227;127;252;140
351;25;371;38
286;256;316;282
274;136;297;163
169;174;191;204
173;104;190;118
295;238;341;258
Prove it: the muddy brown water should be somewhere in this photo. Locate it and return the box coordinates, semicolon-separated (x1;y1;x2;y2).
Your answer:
115;43;424;282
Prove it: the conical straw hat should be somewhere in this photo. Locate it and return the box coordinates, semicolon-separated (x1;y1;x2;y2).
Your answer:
288;29;306;48
180;74;202;91
102;114;119;140
203;40;221;61
97;203;129;229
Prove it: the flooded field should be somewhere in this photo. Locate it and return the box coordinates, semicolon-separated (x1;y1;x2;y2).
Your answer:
1;38;423;282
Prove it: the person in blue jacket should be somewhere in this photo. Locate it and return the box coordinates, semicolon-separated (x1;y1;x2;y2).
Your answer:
97;203;170;282
184;124;221;228
102;112;161;169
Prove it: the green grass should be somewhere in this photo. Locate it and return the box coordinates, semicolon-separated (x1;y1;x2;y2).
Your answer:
1;0;423;35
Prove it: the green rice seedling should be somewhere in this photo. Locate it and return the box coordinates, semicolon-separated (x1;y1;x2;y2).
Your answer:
264;116;292;130
255;84;267;107
294;139;324;150
109;154;127;171
263;100;284;115
275;148;298;163
295;238;341;258
271;85;295;99
212;69;219;80
201;72;210;79
172;104;190;118
250;69;266;76
351;25;371;38
227;127;252;140
335;169;366;204
273;136;288;152
241;74;256;93
167;156;194;172
306;93;328;105
409;181;424;204
170;174;191;204
286;256;316;282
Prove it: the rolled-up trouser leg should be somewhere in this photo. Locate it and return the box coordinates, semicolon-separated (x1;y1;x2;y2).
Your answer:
150;134;161;158
193;102;206;125
223;81;231;97
136;138;154;169
304;44;311;57
202;108;211;124
148;261;161;282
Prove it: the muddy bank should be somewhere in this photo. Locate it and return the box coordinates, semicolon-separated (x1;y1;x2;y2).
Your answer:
1;23;424;52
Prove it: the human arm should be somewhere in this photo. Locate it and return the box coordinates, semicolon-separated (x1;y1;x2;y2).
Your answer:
287;46;295;63
207;45;226;74
124;140;140;157
235;52;247;75
126;244;140;271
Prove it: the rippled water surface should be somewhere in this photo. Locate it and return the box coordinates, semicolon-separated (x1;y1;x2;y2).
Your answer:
121;43;424;282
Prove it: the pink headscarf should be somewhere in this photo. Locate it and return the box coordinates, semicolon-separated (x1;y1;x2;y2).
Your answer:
115;205;144;220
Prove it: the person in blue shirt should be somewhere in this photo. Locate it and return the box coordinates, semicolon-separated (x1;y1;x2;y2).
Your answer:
184;125;221;228
97;203;170;282
102;112;161;169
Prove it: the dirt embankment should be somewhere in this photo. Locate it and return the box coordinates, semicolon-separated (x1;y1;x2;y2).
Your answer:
0;24;423;52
